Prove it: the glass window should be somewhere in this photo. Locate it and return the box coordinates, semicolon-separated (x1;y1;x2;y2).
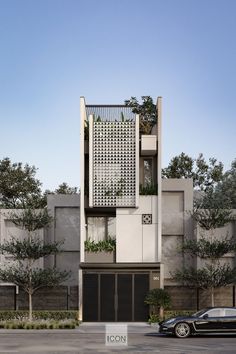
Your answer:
225;309;236;317
107;217;116;239
144;159;153;187
87;217;116;242
206;309;225;317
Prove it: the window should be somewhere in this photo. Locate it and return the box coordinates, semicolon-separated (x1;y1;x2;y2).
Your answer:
143;159;153;187
87;217;115;242
206;308;225;317
225;309;236;317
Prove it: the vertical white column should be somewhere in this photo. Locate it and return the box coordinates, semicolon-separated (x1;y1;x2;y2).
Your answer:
79;97;86;262
89;114;94;207
157;97;162;263
79;97;86;319
135;114;139;207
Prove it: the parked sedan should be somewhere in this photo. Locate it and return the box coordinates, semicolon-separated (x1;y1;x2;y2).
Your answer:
159;307;236;338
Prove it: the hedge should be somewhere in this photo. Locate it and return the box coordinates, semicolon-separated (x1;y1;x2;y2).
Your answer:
0;319;77;329
0;310;79;321
148;310;196;323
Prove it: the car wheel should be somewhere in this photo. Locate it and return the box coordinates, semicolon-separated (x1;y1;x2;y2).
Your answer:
174;322;191;338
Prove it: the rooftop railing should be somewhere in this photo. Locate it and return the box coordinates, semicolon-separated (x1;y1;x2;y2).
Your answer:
85;105;135;122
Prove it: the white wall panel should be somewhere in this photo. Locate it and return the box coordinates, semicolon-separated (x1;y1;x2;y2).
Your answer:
142;224;157;262
116;214;142;262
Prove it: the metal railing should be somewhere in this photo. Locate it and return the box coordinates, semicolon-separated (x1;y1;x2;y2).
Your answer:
86;105;135;122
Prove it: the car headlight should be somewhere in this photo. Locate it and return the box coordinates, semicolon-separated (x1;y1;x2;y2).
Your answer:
164;318;176;324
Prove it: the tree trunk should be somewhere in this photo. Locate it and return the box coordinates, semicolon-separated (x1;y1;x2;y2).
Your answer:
210;287;215;307
29;291;33;322
159;306;164;320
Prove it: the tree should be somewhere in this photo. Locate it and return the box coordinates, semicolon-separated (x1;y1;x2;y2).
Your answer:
0;158;45;209
54;182;78;194
0;157;79;209
145;288;171;320
125;96;157;134
173;193;236;306
0;208;70;321
215;158;236;208
162;153;224;191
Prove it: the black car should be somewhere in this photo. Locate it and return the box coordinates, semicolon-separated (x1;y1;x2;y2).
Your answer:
159;307;236;338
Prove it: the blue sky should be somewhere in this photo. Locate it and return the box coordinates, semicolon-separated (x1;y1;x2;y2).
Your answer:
0;0;235;190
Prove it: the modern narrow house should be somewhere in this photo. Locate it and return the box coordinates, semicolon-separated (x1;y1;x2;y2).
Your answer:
79;97;163;321
1;97;235;316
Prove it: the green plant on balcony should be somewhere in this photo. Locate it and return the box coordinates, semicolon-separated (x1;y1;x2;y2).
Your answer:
84;237;116;253
125;96;157;135
140;183;158;195
103;178;125;198
115;178;125;197
84;116;102;140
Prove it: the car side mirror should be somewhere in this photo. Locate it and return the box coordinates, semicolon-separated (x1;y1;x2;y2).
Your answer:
203;314;209;319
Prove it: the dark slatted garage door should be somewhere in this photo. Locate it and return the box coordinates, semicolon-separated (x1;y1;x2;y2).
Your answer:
83;273;98;321
134;274;149;321
100;274;115;321
117;274;133;321
83;272;149;322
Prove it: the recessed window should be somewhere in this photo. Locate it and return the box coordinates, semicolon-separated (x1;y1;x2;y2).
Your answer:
144;159;153;186
87;217;116;242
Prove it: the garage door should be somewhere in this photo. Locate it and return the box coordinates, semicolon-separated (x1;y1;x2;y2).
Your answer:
83;272;149;322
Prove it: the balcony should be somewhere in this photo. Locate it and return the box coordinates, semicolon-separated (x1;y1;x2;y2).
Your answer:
141;135;157;156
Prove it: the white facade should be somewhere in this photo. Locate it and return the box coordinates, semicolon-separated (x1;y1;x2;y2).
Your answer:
79;97;162;321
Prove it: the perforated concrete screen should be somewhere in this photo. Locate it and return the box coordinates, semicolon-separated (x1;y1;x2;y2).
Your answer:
93;121;136;207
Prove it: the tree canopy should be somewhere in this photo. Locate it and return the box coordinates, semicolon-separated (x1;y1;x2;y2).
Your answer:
0;158;44;209
0;158;78;209
215;158;236;208
125;96;157;134
162;153;224;191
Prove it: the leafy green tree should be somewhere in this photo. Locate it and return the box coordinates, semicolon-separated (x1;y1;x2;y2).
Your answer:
0;158;45;208
54;182;78;194
173;194;235;307
215;158;236;208
174;264;236;306
125;96;157;134
0;208;70;321
162;153;224;191
145;288;171;320
0;157;78;209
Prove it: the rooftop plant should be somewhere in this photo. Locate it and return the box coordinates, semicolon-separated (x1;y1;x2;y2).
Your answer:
125;96;157;135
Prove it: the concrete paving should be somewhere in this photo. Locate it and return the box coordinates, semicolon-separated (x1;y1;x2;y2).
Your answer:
0;323;236;353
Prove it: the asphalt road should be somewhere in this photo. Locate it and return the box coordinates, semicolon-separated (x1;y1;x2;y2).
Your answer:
0;323;236;353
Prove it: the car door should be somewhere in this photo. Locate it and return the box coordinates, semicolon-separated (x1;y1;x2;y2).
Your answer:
194;308;224;332
222;309;236;331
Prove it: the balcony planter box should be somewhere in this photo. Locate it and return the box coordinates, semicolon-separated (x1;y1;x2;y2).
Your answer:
141;135;157;156
85;251;115;263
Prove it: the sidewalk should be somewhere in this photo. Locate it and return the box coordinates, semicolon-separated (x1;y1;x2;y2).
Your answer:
0;322;159;334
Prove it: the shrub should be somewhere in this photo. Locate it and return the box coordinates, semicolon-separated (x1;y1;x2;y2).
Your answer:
84;237;116;252
148;314;160;323
0;310;78;321
148;310;196;324
145;288;171;311
0;318;78;330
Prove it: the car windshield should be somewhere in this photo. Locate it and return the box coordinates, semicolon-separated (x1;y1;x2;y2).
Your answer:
192;309;209;317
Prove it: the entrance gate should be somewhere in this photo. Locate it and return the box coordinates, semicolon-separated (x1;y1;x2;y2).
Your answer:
83;272;149;322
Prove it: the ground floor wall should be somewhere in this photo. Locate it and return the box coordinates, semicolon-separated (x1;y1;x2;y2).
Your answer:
166;285;236;310
1;284;235;314
0;286;78;310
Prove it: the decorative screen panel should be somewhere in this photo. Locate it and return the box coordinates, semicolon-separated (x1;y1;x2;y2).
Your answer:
93;121;136;207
